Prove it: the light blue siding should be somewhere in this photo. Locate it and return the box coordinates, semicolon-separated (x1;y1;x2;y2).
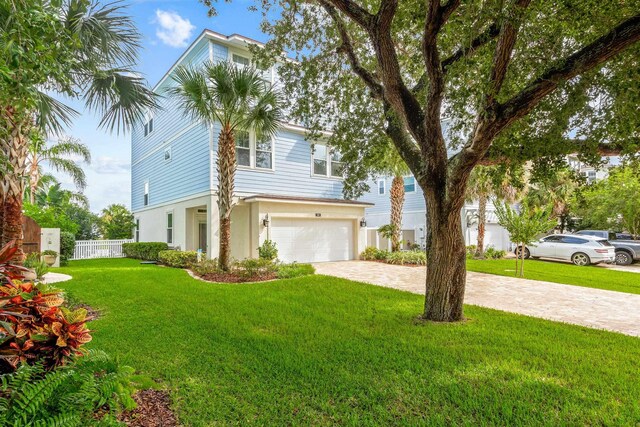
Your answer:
210;125;344;198
131;123;210;211
358;177;425;215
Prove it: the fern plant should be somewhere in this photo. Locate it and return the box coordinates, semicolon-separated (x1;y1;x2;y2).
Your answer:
0;350;137;426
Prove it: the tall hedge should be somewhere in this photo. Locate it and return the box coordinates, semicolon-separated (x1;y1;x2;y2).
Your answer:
122;242;168;261
59;232;76;265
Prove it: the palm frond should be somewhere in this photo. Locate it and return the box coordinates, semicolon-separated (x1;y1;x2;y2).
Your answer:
44;137;92;164
64;0;140;66
83;68;157;134
47;158;88;191
34;92;79;136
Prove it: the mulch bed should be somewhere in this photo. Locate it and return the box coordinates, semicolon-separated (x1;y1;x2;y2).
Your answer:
197;271;277;283
117;389;179;427
366;260;425;267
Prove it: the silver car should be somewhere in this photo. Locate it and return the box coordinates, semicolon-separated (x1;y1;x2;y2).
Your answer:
515;234;616;266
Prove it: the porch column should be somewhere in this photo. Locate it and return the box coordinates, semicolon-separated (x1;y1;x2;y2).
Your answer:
208;194;220;260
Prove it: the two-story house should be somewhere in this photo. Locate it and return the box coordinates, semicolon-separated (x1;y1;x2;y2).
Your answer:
131;30;371;263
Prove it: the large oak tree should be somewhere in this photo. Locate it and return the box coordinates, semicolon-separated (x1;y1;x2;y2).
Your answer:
204;0;640;321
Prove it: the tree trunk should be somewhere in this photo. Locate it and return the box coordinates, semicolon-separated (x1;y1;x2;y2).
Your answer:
216;124;236;271
0;200;4;247
1;109;29;262
389;175;405;251
475;193;487;258
422;194;466;322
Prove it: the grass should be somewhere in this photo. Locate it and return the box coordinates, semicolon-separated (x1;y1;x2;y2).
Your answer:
467;258;640;294
58;258;640;426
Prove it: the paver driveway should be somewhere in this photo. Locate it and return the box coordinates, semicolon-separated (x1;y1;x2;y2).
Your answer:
313;261;640;337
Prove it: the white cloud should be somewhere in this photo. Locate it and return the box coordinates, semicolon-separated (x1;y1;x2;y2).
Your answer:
154;10;195;48
92;157;131;175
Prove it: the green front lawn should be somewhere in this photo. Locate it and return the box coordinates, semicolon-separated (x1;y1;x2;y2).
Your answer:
58;259;640;426
467;258;640;294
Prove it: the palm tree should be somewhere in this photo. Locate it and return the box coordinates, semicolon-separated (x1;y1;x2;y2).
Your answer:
0;0;155;259
169;61;284;271
34;179;89;211
376;147;410;252
26;133;91;204
466;166;520;258
526;167;582;232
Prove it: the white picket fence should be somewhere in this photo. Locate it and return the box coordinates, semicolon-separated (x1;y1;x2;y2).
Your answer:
72;239;134;260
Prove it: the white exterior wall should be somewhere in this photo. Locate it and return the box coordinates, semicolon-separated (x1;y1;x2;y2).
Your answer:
40;228;61;267
364;202;512;252
134;193;213;254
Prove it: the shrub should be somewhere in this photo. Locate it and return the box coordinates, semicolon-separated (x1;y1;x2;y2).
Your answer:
485;246;507;259
60;232;75;265
360;246;390;261
277;263;315;279
386;250;427;265
122;242;168;261
42;249;58;256
0;350;138;426
23;252;49;279
191;259;220;276
158;250;198;268
258;239;278;261
233;258;277;280
466;245;477;259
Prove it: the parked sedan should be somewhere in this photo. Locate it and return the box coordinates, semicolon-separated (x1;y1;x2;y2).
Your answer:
515;234;616;266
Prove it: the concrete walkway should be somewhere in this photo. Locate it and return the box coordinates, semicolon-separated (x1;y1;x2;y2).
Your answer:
42;272;72;284
313;261;640;337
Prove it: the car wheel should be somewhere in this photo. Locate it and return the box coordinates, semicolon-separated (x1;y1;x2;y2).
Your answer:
615;251;633;266
515;247;530;259
571;252;590;266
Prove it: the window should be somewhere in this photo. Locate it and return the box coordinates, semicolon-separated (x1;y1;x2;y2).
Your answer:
312;144;343;178
378;179;386;195
235;130;251;166
313;144;327;176
143;117;153;137
255;136;272;169
164;147;172;162
166;212;173;244
403;176;416;192
560;236;587;244
542;235;562;242
330;149;344;177
135;219;140;242
232;53;250;68
143;181;149;206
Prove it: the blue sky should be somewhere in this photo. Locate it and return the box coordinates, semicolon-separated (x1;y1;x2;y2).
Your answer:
52;0;270;212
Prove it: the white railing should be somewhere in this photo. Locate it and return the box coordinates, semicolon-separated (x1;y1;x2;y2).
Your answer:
72;239;134;260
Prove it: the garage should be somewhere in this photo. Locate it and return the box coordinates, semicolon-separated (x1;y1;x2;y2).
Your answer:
270;217;354;263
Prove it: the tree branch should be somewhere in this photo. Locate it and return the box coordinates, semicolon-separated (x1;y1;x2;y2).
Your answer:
320;2;384;99
323;0;374;29
495;13;640;129
477;140;640;166
441;23;500;71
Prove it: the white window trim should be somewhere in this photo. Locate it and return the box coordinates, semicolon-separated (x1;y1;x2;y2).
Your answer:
135;218;140;242
143;111;154;138
235;131;275;172
227;48;274;85
166;210;174;244
378;179;386;195
403;176;417;193
311;143;344;180
143;180;149;206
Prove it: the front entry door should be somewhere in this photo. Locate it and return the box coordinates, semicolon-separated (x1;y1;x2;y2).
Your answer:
198;222;207;253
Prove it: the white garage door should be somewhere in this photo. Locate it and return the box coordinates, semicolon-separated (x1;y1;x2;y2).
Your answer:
270;218;354;263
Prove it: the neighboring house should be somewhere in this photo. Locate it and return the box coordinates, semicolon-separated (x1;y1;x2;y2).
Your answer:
567;155;613;184
359;177;512;252
131;30;371;263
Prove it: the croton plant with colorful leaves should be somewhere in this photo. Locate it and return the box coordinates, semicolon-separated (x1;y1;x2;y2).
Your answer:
0;240;92;373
